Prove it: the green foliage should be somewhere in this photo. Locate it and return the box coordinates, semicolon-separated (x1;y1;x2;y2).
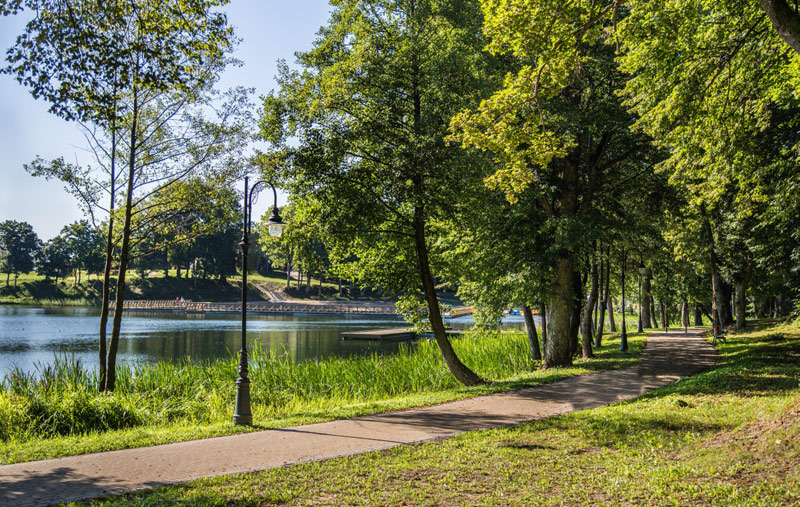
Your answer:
132;178;242;280
618;1;800;316
619;0;794;205
36;235;71;281
0;220;40;282
1;0;234;126
259;0;496;297
449;0;617;201
60;220;104;274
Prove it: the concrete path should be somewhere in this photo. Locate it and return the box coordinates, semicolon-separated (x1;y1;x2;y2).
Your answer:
0;330;716;506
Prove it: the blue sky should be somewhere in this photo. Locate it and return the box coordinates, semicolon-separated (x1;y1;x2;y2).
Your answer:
0;1;332;240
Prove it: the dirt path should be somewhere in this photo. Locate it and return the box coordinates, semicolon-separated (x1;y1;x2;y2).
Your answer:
0;330;716;506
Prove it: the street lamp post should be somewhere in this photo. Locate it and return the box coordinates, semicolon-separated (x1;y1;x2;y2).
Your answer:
234;176;286;426
620;246;628;352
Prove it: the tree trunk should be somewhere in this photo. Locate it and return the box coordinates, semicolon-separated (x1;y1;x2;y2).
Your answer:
702;214;733;327
413;215;482;385
681;301;689;328
305;271;311;293
569;270;582;357
338;277;342;297
607;295;617;332
98;88;119;392
724;281;733;325
594;252;602;337
694;304;703;326
98;208;115;391
580;256;598;359
318;276;322;297
544;257;575;367
5;272;9;285
105;89;139;392
540;302;547;347
641;269;652;329
759;0;800;56
734;270;751;329
523;305;541;363
597;256;609;347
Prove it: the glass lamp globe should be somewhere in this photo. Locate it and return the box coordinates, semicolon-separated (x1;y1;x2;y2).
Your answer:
266;208;286;237
268;223;285;237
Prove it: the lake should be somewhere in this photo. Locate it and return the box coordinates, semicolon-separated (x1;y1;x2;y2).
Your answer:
0;305;525;376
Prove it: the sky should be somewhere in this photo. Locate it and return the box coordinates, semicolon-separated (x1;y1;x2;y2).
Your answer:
0;1;332;240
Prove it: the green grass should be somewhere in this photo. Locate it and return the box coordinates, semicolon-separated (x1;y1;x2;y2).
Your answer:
0;331;644;464
85;322;800;506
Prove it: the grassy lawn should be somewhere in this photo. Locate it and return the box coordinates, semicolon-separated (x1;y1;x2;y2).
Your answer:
0;331;644;465
85;322;800;506
0;273;103;305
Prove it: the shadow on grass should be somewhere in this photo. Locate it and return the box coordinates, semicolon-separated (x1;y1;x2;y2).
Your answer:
501;441;557;451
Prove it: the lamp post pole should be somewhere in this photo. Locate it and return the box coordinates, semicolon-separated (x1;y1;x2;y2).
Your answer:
234;176;252;426
620;246;628;352
233;176;285;426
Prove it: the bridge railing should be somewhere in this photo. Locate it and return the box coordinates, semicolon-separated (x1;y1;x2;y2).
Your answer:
111;300;397;315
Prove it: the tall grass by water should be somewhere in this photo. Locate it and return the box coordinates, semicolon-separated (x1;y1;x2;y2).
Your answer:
0;333;523;439
0;331;642;463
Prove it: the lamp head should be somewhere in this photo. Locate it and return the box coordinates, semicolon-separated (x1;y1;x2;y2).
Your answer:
266;207;286;237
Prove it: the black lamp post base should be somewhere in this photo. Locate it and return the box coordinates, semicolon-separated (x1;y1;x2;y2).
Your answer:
620;331;628;352
233;376;252;426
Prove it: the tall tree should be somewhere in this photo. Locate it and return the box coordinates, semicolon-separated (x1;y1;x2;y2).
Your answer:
0;220;40;285
3;0;239;390
36;234;71;283
451;29;662;366
60;220;103;284
260;0;499;385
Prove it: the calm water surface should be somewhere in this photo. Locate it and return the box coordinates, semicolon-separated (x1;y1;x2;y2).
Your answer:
0;305;524;376
0;306;416;375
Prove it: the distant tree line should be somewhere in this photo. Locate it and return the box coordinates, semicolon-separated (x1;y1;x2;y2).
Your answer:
0;210;263;287
0;219;104;285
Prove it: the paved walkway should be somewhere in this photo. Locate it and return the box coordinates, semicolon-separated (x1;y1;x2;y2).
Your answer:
0;330;716;506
